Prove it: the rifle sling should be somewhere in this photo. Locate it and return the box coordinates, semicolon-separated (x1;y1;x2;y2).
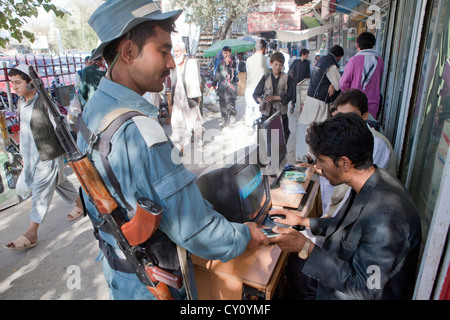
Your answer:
77;110;142;212
98;110;142;212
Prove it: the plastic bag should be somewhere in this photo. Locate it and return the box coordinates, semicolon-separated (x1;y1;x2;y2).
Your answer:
15;170;31;200
203;88;219;105
67;95;82;126
281;180;306;194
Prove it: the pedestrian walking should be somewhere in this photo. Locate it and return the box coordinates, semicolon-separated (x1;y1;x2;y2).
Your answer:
5;64;83;251
244;40;268;132
170;41;204;152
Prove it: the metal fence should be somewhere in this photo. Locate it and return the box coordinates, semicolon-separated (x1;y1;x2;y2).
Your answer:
0;54;86;92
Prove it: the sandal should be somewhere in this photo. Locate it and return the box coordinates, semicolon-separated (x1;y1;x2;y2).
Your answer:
5;235;37;250
67;207;83;221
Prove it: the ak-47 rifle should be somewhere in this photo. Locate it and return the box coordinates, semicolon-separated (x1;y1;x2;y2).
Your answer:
28;66;182;300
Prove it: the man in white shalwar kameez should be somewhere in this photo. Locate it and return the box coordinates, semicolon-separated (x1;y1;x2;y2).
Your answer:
298;46;344;160
5;64;82;250
170;42;204;153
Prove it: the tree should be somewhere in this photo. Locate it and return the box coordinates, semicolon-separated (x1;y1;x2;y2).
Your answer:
0;0;67;48
53;2;99;52
172;0;267;40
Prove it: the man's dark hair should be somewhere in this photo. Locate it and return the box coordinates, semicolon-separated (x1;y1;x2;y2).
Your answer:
306;112;374;169
299;48;309;56
334;89;369;115
357;32;376;50
255;39;267;51
330;45;344;58
8;68;31;83
103;19;177;65
222;46;232;53
270;51;285;64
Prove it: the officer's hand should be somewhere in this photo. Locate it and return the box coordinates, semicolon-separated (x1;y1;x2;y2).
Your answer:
244;222;270;248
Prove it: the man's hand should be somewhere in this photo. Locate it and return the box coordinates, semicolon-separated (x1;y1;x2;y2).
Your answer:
313;164;323;176
328;84;336;97
268;209;310;228
264;95;274;103
244;222;270;248
264;95;280;103
270;227;312;253
297;162;322;175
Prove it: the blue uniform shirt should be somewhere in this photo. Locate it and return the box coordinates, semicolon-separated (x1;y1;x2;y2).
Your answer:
78;77;251;299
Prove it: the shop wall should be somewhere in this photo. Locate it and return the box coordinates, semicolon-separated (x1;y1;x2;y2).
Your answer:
399;0;450;299
404;0;450;243
378;0;450;299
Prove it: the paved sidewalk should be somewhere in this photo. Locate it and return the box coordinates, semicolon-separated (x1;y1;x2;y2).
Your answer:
0;165;108;299
0;96;268;300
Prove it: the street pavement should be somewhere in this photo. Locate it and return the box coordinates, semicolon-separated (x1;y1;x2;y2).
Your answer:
0;95;281;300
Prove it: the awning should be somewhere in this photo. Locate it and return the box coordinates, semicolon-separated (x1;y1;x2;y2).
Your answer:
276;24;331;42
203;39;255;57
320;0;362;15
335;0;362;14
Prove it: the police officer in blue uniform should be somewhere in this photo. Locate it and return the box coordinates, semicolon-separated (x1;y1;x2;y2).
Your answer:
79;0;268;300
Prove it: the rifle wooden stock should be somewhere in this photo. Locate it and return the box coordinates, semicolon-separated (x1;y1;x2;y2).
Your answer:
146;265;184;300
69;156;118;214
147;283;175;300
147;265;183;290
121;199;161;246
